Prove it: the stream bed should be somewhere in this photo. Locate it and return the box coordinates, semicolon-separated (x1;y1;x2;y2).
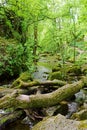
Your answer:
0;55;86;130
0;58;51;130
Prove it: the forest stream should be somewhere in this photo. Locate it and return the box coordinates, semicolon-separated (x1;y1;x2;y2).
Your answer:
0;56;52;130
1;54;87;130
1;1;87;129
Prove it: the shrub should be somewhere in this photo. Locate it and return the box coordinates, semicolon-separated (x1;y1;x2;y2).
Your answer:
0;37;26;79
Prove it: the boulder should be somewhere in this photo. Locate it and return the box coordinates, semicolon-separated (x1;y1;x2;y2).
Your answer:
32;114;87;130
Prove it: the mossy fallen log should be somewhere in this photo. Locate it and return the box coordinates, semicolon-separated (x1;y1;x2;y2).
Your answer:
12;71;33;88
0;87;28;98
0;77;87;109
12;79;67;89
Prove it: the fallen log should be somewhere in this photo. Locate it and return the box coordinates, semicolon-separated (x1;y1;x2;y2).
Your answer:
16;79;67;88
0;87;28;98
0;77;87;109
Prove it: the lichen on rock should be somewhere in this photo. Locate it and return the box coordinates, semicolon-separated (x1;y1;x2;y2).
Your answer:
32;114;87;130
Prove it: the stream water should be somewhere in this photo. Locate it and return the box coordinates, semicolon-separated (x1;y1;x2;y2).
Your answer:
33;65;51;81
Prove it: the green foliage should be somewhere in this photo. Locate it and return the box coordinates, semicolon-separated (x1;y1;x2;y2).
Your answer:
24;40;35;73
12;71;32;88
1;0;87;79
0;37;26;78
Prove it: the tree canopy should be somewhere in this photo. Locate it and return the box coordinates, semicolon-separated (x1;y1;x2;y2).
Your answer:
0;0;87;76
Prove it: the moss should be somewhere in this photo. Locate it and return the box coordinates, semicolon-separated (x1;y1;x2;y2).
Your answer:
0;110;24;127
66;65;82;75
81;64;87;75
78;120;87;129
48;71;63;80
32;114;87;130
12;71;32;88
38;54;60;69
52;64;61;72
72;110;87;120
19;71;32;81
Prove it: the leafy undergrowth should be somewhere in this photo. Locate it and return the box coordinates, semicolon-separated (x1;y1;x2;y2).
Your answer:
0;37;26;80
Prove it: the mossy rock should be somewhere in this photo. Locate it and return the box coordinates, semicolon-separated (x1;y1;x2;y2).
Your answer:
44;102;68;117
81;64;87;75
12;71;33;88
18;71;32;81
71;109;87;120
66;65;82;75
48;71;63;80
53;101;68;116
32;114;87;130
52;64;61;72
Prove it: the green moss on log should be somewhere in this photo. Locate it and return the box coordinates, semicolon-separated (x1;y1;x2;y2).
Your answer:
12;71;32;88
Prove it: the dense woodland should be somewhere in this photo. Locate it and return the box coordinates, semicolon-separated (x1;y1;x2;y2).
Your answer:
0;0;87;130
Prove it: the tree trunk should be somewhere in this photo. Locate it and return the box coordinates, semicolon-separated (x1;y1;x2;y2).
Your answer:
0;77;86;109
0;87;28;98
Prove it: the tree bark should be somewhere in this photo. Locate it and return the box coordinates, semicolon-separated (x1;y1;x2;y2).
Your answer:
0;87;27;98
0;77;87;109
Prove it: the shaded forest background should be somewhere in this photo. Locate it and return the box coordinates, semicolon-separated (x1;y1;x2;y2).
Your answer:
0;0;87;79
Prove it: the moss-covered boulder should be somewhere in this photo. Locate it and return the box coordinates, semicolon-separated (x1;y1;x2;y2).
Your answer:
43;102;68;116
52;64;61;72
81;64;87;75
66;65;82;76
32;114;87;130
48;71;63;80
71;109;87;120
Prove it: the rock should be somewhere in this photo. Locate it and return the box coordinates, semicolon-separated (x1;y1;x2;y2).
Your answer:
48;71;63;80
75;89;86;105
43;103;68;117
52;64;61;72
81;64;87;75
66;102;78;118
66;65;81;76
32;114;87;130
71;109;87;120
